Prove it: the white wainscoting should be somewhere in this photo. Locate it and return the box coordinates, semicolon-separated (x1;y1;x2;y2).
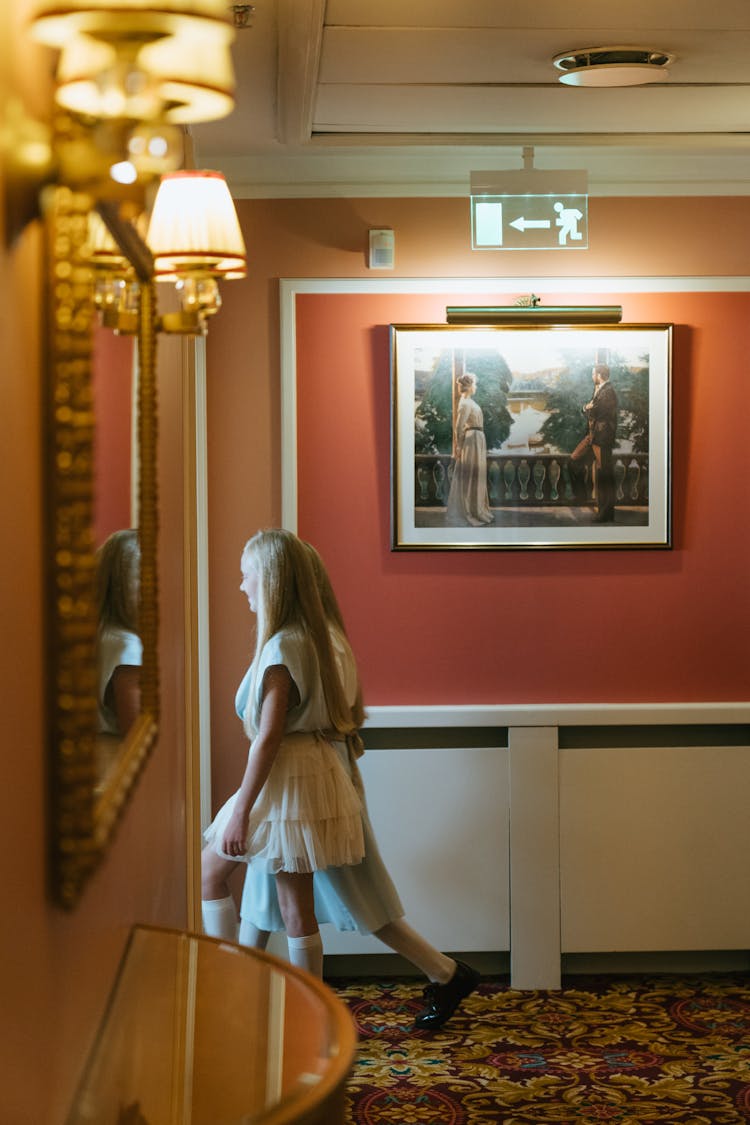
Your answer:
322;744;511;956
559;744;750;953
313;704;750;989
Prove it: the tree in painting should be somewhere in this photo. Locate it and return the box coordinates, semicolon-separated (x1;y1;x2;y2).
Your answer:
415;348;514;454
539;349;650;454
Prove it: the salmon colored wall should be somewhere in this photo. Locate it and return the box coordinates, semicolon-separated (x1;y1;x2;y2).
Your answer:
93;327;133;544
295;289;748;703
206;196;750;805
2;8;190;1119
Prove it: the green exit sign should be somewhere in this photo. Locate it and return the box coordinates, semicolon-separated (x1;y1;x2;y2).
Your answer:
472;194;588;250
470;170;589;251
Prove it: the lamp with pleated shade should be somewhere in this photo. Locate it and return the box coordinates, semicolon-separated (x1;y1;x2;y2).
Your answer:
146;170;246;278
29;0;235;123
145;170;246;328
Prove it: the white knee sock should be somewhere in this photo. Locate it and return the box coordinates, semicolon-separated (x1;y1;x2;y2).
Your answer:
374;919;455;983
287;932;324;978
201;896;238;941
239;918;271;950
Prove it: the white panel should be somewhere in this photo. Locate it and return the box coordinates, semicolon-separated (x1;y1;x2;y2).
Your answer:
319;28;750;85
314;84;750;134
324;0;750;30
321;746;510;955
560;745;750;952
509;727;561;990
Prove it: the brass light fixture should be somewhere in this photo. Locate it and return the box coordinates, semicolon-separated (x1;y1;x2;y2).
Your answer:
12;1;247;334
8;0;242;246
93;170;247;336
446;304;623;325
29;0;236;123
148;170;247;331
229;3;256;29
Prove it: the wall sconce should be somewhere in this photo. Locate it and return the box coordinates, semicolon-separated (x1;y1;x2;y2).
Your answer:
29;0;236;124
9;3;246;335
90;171;246;336
4;0;238;238
148;170;247;332
88;207;142;330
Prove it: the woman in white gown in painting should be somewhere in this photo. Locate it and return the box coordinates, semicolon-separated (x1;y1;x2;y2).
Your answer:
446;372;493;527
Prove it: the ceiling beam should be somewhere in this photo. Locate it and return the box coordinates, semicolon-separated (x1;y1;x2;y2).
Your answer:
276;0;326;145
306;131;750;150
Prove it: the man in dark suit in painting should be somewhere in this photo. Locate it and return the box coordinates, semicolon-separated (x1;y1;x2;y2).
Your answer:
570;363;619;523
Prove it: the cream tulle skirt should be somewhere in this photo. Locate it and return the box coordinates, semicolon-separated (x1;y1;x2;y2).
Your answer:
204;731;365;874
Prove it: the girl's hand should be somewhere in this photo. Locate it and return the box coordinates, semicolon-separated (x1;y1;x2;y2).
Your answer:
221;663;297;859
221;807;249;857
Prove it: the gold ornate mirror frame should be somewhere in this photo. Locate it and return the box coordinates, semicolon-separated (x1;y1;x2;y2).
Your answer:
45;184;159;908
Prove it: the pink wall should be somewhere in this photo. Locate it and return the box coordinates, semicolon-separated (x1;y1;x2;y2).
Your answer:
1;16;191;1113
2;253;190;1124
295;289;748;704
93;327;134;545
206;196;750;805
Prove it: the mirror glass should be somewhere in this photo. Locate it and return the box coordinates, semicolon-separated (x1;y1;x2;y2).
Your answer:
46;184;159;908
92;327;140;786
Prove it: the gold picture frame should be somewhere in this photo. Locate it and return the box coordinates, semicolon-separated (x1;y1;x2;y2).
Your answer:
44;185;159;908
391;322;672;550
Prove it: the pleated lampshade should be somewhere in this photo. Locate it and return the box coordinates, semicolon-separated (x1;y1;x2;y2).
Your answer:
146;171;246;278
30;1;235;123
30;0;231;46
87;210;129;270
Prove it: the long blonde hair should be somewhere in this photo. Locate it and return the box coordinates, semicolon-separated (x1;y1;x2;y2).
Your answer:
303;540;365;729
243;529;357;734
96;529;140;632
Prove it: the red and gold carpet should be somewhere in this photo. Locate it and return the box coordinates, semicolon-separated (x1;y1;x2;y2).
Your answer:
333;974;750;1124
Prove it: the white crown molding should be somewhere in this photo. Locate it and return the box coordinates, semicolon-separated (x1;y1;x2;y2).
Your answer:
212;148;750;198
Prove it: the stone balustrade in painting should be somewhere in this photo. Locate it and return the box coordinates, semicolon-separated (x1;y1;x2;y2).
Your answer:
415;452;649;510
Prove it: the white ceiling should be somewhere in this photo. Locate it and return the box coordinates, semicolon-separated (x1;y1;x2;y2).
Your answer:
191;0;750;197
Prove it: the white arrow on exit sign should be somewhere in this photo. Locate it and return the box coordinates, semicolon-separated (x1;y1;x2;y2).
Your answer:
509;216;552;232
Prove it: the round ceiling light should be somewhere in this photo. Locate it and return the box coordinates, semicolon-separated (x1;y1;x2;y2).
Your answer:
552;46;675;87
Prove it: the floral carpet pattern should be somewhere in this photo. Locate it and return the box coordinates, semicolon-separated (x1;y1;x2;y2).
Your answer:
333;974;750;1124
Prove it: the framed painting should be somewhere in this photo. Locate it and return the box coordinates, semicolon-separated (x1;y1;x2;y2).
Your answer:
391;323;672;550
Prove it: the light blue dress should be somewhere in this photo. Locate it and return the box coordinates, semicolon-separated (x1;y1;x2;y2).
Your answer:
240;629;404;934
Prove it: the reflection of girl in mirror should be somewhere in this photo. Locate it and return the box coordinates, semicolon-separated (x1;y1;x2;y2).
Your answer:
446;371;494;527
96;529;142;737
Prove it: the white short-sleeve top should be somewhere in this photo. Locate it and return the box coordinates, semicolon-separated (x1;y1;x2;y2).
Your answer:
97;626;142;734
235;626;357;736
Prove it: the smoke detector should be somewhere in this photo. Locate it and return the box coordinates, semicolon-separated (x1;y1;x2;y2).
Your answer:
552;46;675;87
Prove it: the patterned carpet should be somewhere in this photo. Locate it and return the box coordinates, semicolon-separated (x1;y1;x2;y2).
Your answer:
333;974;750;1124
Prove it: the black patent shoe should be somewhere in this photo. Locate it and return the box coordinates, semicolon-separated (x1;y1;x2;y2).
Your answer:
413;960;480;1030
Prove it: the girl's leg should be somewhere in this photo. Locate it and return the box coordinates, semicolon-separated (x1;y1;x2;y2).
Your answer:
239;919;271;950
238;866;276;950
286;932;323;976
275;871;322;976
373;918;455;983
201;846;240;940
374;918;480;1030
